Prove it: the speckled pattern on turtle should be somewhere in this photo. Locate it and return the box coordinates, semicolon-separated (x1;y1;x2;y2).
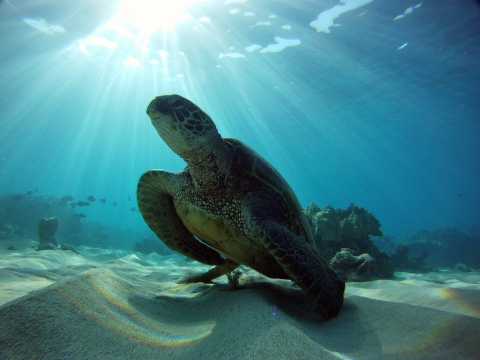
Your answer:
137;94;345;320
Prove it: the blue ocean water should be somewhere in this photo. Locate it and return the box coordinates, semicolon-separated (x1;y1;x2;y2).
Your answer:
0;0;479;241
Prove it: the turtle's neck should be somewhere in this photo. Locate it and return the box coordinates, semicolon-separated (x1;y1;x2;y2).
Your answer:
181;136;232;193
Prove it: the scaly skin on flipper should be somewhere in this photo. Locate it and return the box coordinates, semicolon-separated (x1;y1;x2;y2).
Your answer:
137;170;224;265
138;94;345;320
256;219;345;319
245;191;344;319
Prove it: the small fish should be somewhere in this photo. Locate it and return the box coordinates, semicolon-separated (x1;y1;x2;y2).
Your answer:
26;191;33;195
128;196;131;201
113;202;118;207
61;195;74;202
456;193;463;198
404;6;414;15
398;42;408;50
76;213;87;218
77;201;90;207
87;195;96;202
394;14;404;20
414;2;422;9
99;198;107;204
70;202;77;208
130;207;136;212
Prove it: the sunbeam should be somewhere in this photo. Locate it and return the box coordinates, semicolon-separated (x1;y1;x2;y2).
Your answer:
114;0;201;31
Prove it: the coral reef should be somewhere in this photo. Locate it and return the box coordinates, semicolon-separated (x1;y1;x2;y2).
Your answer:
36;217;79;253
330;248;377;282
402;227;480;269
0;193;82;241
0;193;146;250
0;223;24;239
370;228;480;272
389;244;430;272
454;263;471;272
37;217;60;250
132;234;172;255
306;203;382;243
304;203;393;280
371;234;398;254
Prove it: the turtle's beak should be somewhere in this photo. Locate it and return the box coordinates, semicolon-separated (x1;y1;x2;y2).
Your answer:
146;96;182;152
147;109;161;120
146;97;168;120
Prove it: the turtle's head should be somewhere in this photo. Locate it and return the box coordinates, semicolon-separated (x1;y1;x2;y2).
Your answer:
146;95;220;158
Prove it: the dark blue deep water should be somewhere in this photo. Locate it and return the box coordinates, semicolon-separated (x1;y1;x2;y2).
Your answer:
1;0;479;243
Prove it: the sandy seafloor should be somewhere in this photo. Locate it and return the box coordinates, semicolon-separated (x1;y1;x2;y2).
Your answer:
1;239;479;359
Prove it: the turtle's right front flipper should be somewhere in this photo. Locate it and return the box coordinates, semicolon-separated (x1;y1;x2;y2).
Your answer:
137;170;224;266
257;219;345;320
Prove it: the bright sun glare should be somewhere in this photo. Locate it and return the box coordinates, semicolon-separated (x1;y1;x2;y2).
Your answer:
114;0;204;31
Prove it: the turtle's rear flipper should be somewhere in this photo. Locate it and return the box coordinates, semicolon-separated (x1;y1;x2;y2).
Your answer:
137;170;224;266
259;219;345;320
179;259;239;283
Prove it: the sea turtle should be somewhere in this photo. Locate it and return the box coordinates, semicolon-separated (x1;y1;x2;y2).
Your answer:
137;95;345;320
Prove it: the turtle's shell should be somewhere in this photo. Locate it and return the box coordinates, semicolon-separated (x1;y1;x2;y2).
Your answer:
174;137;316;279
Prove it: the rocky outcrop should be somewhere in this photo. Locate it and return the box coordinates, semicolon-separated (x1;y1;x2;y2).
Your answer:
330;248;377;282
37;217;60;250
305;203;394;280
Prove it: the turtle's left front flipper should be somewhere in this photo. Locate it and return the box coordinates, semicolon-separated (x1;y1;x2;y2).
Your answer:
258;220;345;320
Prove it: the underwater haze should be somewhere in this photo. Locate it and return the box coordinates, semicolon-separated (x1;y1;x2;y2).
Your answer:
0;0;479;239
